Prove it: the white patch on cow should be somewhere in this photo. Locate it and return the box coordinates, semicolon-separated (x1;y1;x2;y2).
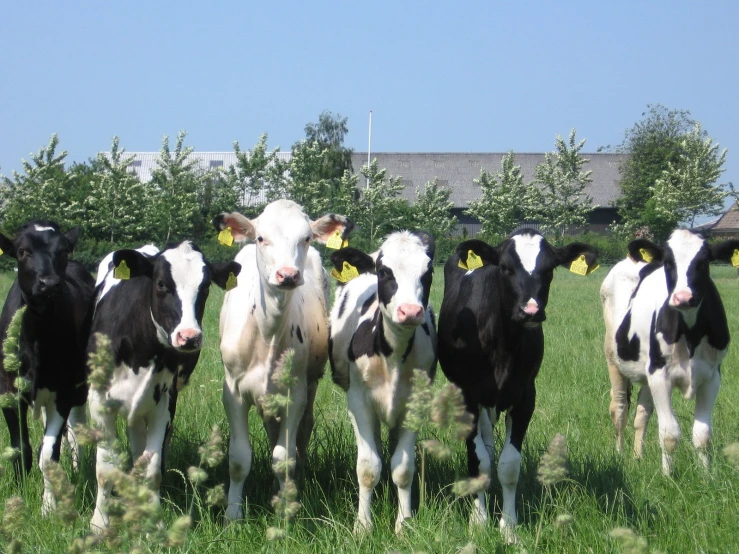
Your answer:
151;310;170;346
161;241;206;346
34;225;55;232
667;229;705;299
512;234;543;274
378;231;431;322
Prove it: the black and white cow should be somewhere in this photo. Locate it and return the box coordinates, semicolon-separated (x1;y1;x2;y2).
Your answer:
437;230;596;542
212;199;352;521
0;222;95;514
328;230;437;534
88;241;240;531
601;229;739;474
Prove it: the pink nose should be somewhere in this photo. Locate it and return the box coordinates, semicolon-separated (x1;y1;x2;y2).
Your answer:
397;303;424;324
523;301;539;315
176;328;202;348
276;267;301;285
672;290;693;306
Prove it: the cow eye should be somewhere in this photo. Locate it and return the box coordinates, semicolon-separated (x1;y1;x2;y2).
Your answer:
17;248;27;257
305;236;311;243
257;236;264;243
157;279;167;291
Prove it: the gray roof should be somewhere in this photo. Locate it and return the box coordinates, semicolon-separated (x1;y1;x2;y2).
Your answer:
712;202;739;233
351;152;626;208
119;151;626;209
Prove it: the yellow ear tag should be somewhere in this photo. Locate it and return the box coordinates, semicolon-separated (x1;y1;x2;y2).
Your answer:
586;262;600;275
569;255;589;276
218;227;234;247
731;249;739;268
458;250;483;271
0;247;3;256
113;260;131;280
225;272;238;291
330;261;359;283
326;230;344;250
639;248;653;263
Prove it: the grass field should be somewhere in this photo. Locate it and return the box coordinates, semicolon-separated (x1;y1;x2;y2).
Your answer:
1;264;738;553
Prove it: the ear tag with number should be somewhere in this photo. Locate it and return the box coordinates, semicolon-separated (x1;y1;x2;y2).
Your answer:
218;227;234;247
569;255;589;276
639;248;653;263
458;250;483;271
732;249;739;268
326;230;344;250
330;261;359;283
114;260;131;280
225;272;238;291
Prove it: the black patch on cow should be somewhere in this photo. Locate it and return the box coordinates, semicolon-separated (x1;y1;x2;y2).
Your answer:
153;384;162;404
615;311;640;362
648;312;667;373
290;324;294;338
251;303;256;316
337;292;349;319
375;254;399;307
296;325;303;344
360;293;376;315
401;333;415;363
348;309;393;361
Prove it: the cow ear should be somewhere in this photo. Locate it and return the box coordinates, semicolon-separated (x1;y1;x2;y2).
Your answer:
64;226;80;250
112;249;154;279
556;242;598;268
330;247;375;276
455;239;498;266
627;239;663;263
212;212;256;243
709;240;739;264
210;261;242;289
411;230;435;262
311;214;354;244
0;233;16;259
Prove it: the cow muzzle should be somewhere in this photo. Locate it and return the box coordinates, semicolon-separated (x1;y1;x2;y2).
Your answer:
35;276;62;299
670;290;695;309
175;328;203;351
396;303;425;326
275;267;302;289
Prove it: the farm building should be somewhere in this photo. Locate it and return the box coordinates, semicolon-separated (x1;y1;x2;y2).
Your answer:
708;202;739;237
122;151;628;235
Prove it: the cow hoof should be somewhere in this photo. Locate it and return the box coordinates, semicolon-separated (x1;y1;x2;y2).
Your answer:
353;519;373;536
394;515;411;535
90;511;109;534
500;524;519;545
224;505;244;522
41;493;56;518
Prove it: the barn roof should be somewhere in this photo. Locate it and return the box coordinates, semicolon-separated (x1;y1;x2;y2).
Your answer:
711;202;739;233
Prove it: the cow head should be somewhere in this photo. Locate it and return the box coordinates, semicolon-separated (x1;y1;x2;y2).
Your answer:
331;230;435;327
0;222;80;308
628;230;739;310
455;230;597;326
213;200;352;291
112;241;241;352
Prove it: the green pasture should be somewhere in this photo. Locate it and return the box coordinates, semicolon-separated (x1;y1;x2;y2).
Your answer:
1;265;738;553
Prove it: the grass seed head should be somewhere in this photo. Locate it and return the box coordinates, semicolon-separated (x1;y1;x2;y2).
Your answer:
87;333;116;394
187;466;208;485
198;424;225;468
3;307;25;375
1;447;19;463
72;423;105;447
538;433;569;487
2;496;26;537
421;439;452;462
431;383;474;441
723;442;739;468
609;527;650;554
205;484;227;508
43;461;78;525
404;369;433;432
266;526;287;541
452;475;490;497
167;515;192;547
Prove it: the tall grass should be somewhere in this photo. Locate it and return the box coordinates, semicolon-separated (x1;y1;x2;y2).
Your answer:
0;266;737;552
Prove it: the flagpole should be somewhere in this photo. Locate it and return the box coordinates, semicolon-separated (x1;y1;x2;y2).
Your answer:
367;110;372;189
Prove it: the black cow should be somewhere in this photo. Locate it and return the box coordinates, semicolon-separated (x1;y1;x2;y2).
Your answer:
0;222;95;515
88;241;240;531
437;230;596;542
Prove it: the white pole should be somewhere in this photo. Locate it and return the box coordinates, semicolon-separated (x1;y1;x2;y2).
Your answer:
367;110;372;189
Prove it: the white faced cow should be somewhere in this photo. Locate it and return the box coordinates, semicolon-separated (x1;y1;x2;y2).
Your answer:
0;222;95;515
88;241;240;531
601;229;739;474
437;230;597;542
212;199;352;521
328;231;437;534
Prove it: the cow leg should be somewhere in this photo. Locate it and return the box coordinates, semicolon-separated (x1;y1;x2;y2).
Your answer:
90;393;117;532
128;417;147;462
40;401;69;517
390;426;416;534
2;401;32;475
608;363;630;454
692;370;720;469
224;382;252;521
161;386;179;473
272;383;307;493
296;377;319;469
347;386;381;534
141;397;171;505
498;386;535;544
633;385;654;459
466;405;491;528
647;371;679;474
66;404;86;472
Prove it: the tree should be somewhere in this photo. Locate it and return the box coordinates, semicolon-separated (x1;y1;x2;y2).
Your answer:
409;179;457;240
610;104;701;236
86;137;150;243
0;134;81;231
148;131;201;243
466;152;535;240
649;124;733;233
277;141;332;218
355;159;409;246
532;130;595;237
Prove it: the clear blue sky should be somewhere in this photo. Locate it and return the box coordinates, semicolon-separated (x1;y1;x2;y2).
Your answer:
2;1;737;214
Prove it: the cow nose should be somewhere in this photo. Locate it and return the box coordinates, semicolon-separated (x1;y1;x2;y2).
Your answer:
672;290;693;307
397;303;424;324
175;329;202;350
38;276;61;293
522;300;539;315
275;267;301;287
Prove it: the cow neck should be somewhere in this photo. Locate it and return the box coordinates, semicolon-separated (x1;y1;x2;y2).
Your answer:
377;309;417;359
256;278;295;340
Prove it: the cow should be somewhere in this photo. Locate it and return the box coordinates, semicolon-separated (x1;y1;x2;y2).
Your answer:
328;230;437;534
437;230;597;542
88;241;241;531
212;199;352;521
601;229;739;474
0;221;95;515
